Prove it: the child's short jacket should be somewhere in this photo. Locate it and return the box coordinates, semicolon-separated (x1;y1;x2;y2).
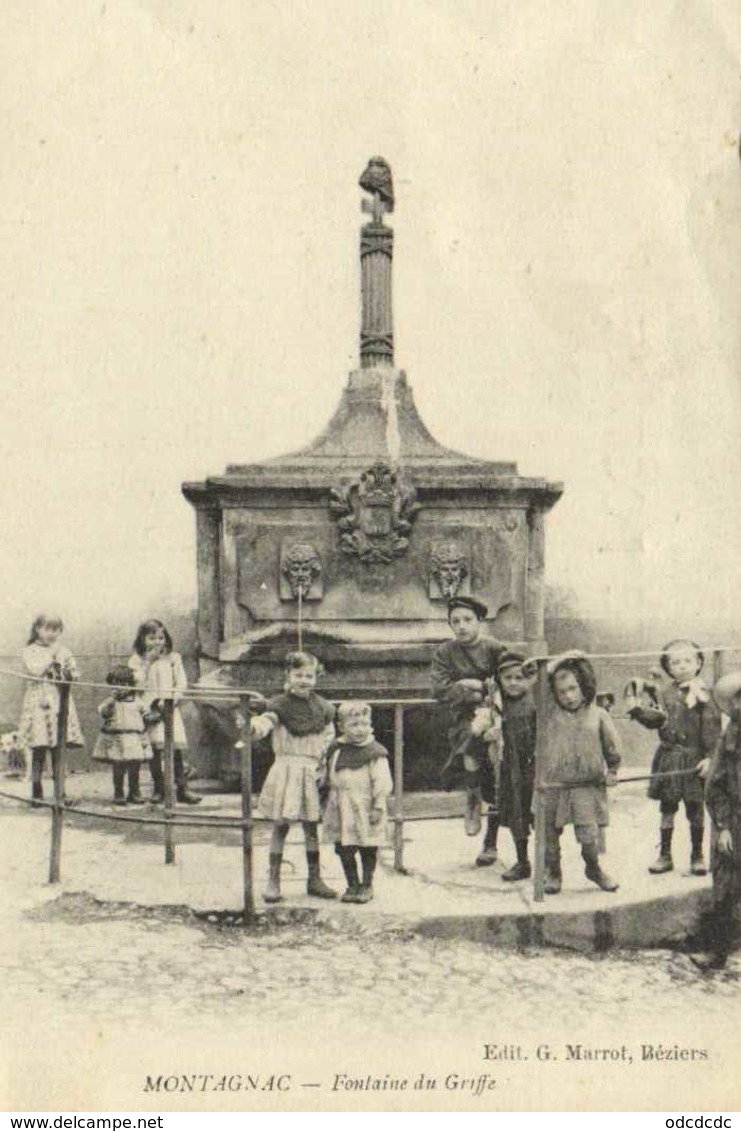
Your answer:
631;681;721;805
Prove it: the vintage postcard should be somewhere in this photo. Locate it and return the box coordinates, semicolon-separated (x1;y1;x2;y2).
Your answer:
2;0;741;1115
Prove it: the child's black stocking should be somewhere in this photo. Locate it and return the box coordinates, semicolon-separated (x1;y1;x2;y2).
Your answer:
690;824;704;854
127;762;143;803
174;750;201;804
31;748;46;784
112;763;126;802
303;821;337;899
150;750;164;800
265;822;289;904
359;847;377;889
337;846;360;889
711;896;734;964
302;820;319;852
270;821;290;855
30;748;47;802
687;804;706;873
693;895;735;970
650;806;675;873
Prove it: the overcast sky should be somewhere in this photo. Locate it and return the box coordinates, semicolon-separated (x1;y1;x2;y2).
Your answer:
3;1;741;645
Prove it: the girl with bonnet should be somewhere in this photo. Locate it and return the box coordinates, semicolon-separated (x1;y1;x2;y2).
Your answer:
626;639;720;877
431;596;507;866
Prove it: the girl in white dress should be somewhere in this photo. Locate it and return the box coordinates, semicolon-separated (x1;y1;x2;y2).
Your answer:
92;665;152;805
251;651;337;903
323;701;392;904
128;619;200;804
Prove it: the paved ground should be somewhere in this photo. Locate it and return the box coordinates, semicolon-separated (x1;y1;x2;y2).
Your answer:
2;773;740;1111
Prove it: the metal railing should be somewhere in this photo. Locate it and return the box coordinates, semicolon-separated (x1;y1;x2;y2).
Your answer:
0;642;732;913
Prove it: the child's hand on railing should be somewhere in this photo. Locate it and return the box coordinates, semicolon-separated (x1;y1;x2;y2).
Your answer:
143;702;163;727
605;770;618;787
470;706;493;737
250;715;273;741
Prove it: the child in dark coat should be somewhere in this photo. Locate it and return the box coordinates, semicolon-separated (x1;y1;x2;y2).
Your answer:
626;640;721;876
691;671;741;970
495;652;537;882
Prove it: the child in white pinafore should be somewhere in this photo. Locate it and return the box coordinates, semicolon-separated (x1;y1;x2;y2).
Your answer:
323;701;392;903
93;666;152;806
18;614;84;806
128;619;201;805
251;651;337;903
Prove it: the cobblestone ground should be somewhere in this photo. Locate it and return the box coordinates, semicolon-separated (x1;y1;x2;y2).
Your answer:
5;890;739;1036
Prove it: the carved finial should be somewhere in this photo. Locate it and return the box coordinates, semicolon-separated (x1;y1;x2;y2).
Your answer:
360;156;394;223
359;157;395;367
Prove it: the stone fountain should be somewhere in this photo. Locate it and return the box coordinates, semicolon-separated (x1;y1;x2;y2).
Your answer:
182;158;562;788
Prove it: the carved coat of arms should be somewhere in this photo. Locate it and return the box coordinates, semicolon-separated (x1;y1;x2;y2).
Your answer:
330;462;420;564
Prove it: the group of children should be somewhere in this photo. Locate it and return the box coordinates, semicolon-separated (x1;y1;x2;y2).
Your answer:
14;603;741;961
19;614;201;809
432;595;740;968
17;615;391;906
431;596;621;893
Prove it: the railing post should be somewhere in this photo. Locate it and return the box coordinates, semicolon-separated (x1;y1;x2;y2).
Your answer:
713;648;723;688
163;698;176;865
393;703;406;873
532;658;549;903
49;681;70;884
239;697;255;921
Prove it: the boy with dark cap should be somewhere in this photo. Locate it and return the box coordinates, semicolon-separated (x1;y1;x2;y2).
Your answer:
431;596;506;865
495;651;537;881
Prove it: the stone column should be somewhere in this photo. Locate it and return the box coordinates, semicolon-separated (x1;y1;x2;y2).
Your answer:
525;506;546;645
220;513;243;642
195;507;221;656
360;222;394;367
